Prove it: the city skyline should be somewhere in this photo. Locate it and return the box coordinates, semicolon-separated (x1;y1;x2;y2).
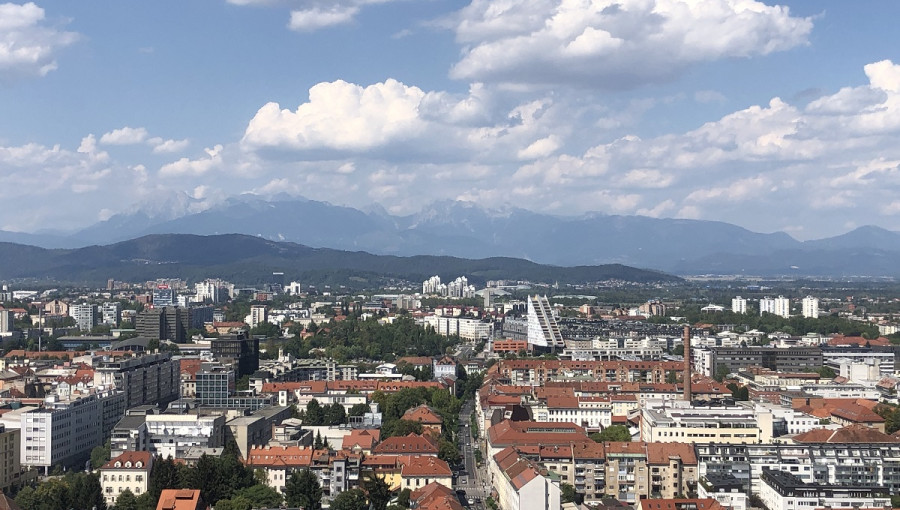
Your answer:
2;1;900;240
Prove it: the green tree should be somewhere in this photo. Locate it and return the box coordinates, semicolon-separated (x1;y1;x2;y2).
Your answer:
560;482;577;504
115;489;139;510
325;403;347;425
305;399;325;425
363;475;392;510
396;488;412;508
91;439;111;469
233;484;283;508
438;438;461;465
349;403;370;417
285;469;322;510
591;425;632;442
214;496;252;510
330;488;368;510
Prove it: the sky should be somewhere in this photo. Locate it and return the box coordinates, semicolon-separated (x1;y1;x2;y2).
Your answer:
2;1;900;240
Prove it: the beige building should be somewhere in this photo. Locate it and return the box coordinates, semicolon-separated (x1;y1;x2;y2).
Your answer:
641;401;772;444
99;451;153;506
0;425;23;492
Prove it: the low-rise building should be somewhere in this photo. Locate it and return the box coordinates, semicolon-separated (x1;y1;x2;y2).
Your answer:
100;451;153;506
492;447;561;510
759;468;889;510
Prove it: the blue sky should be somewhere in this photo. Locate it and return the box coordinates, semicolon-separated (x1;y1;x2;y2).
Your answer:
2;0;900;240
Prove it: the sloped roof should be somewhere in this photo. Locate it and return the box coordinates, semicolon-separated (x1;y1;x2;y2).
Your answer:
245;446;319;468
793;425;899;444
156;489;205;510
373;433;438;455
101;451;152;470
402;404;443;425
411;482;465;510
399;455;451;477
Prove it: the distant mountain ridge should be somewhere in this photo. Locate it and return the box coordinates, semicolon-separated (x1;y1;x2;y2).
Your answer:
0;234;677;286
1;196;899;277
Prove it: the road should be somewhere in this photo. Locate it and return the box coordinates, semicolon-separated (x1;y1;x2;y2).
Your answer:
454;398;492;510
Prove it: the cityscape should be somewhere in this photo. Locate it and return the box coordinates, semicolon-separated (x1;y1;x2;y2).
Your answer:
3;1;900;510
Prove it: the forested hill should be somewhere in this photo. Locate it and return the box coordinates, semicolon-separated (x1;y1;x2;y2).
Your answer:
0;233;679;287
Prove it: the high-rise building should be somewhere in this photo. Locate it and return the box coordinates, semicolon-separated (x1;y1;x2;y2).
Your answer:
101;302;122;327
526;295;564;351
732;296;748;314
774;296;791;318
802;296;819;318
248;305;267;328
152;286;175;307
70;303;99;331
94;353;180;408
0;311;14;333
210;333;259;377
759;297;776;316
134;307;191;342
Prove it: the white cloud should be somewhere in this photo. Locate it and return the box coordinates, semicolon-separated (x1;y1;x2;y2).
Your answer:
450;0;812;88
159;145;224;176
289;6;358;31
100;126;148;145
149;137;190;153
0;2;78;77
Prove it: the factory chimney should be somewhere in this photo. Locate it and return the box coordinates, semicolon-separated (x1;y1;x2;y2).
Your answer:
683;325;692;401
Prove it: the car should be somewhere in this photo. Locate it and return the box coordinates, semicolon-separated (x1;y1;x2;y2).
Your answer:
461;478;467;484
468;497;475;505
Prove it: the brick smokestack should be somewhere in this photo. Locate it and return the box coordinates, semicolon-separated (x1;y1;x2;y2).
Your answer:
683;325;692;401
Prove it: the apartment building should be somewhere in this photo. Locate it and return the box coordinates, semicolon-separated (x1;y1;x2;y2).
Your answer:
759;468;889;510
492;447;562;510
94;352;180;409
99;451;153;506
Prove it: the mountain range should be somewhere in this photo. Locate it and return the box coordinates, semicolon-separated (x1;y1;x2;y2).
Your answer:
2;195;899;277
0;234;676;286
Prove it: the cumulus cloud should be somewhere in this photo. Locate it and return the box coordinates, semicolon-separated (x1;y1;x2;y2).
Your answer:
149;137;190;153
289;6;358;31
159;145;224;176
0;2;78;77
449;0;812;89
100;126;148;145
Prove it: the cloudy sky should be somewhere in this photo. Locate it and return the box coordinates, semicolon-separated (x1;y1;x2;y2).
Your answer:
1;1;899;240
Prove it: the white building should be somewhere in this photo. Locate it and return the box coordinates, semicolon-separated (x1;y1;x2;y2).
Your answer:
101;302;122;327
21;390;125;473
801;296;819;318
731;296;748;314
774;296;790;318
641;400;773;444
145;414;226;459
99;451;153;506
759;468;889;510
70;303;99;331
526;295;564;350
491;447;561;510
248;305;268;328
422;315;492;341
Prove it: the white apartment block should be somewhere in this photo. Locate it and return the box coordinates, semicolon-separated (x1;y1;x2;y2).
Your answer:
527;295;564;349
21;391;125;473
100;302;122;327
70;303;99;331
423;315;492;341
801;296;819;318
248;305;268;328
145;414;226;459
731;296;748;314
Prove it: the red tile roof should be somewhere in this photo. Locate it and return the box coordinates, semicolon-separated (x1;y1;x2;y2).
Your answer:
399;455;452;477
101;451;152;470
372;433;439;455
157;489;206;510
402;404;444;425
411;482;465;510
793;425;899;443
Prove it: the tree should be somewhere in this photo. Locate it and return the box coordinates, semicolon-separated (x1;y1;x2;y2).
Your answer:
363;475;392;510
591;425;631;442
438;438;461;465
397;488;412;508
91;439;111;469
115;489;139;510
233;484;283;508
285;469;322;510
330;488;368;510
305;399;325;425
349;403;370;417
560;482;577;504
325;402;347;426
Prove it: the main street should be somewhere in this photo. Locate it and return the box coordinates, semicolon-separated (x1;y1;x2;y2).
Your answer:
455;398;491;510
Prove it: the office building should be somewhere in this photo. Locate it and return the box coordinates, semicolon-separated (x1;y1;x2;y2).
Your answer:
70;303;99;331
101;301;122;327
134;306;190;342
152;286;175;307
94;352;180;408
759;468;889;510
210;333;259;377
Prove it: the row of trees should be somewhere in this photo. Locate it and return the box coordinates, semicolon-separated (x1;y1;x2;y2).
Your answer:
671;307;881;338
281;315;459;362
299;399;370;427
15;472;105;510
